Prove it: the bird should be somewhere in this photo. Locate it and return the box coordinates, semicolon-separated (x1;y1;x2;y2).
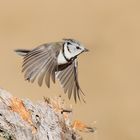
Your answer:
15;38;89;102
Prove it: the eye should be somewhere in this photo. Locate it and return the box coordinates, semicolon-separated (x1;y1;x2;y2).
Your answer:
76;46;81;49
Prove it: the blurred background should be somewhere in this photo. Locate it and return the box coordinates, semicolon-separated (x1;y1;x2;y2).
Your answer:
0;0;140;139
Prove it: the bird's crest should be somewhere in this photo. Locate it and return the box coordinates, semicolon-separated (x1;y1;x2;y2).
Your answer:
63;38;81;45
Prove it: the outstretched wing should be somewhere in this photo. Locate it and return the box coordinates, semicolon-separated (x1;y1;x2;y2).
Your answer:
56;60;85;102
22;43;61;87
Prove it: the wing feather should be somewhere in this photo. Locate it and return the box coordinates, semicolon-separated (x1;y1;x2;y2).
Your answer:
23;45;48;61
67;77;74;99
22;51;50;72
24;55;52;81
45;59;54;88
21;43;60;87
30;57;52;83
56;60;85;102
37;57;54;86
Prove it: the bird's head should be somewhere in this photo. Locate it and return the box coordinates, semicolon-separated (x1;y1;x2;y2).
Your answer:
63;38;89;59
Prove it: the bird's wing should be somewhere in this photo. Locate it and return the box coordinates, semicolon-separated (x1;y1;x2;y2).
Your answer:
56;59;85;102
22;43;61;87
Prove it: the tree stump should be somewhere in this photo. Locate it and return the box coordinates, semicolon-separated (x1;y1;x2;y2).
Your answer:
0;88;95;140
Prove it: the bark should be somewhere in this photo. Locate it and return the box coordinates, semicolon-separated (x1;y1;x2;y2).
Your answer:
0;88;95;140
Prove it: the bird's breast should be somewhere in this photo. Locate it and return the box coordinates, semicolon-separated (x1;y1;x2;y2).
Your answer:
57;50;68;65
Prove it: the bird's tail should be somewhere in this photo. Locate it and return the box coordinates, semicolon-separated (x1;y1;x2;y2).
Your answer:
14;49;30;56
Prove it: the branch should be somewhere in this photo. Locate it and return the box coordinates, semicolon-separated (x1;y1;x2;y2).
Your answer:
0;88;95;140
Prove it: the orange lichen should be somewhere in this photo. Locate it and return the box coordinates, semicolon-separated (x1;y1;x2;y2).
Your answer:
10;97;36;133
73;120;87;131
72;120;94;132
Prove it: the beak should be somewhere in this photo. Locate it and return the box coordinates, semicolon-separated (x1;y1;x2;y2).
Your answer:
84;48;89;52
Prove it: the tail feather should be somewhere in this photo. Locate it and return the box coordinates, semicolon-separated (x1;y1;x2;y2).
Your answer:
14;49;30;56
